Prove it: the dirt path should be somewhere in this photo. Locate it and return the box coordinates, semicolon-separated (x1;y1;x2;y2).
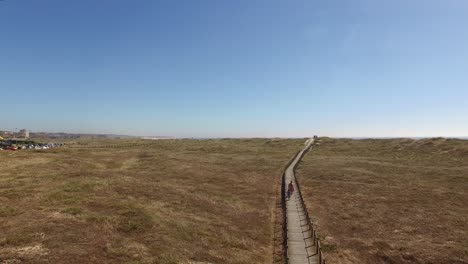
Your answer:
285;139;318;264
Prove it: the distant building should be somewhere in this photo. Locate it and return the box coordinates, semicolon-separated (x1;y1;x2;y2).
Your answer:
0;131;13;138
0;129;30;139
17;129;30;139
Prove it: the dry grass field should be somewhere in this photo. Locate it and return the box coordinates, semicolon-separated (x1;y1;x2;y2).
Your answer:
297;138;468;264
0;138;304;264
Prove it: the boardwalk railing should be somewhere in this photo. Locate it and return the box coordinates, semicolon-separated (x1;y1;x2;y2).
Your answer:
282;141;326;264
293;144;325;264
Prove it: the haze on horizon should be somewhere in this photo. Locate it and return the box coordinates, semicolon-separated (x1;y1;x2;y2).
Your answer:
1;0;467;138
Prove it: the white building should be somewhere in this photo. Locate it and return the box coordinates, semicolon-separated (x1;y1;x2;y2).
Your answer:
17;129;30;139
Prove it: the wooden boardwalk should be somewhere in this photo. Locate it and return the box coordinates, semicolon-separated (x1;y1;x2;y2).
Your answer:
285;139;318;264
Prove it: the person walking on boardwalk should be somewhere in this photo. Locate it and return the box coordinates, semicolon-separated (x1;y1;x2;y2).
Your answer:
287;180;295;199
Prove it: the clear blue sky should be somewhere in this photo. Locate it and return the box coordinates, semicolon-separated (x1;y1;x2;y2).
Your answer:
1;0;467;137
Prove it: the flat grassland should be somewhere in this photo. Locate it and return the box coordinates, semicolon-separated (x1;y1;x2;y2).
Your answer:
297;138;468;264
0;138;303;264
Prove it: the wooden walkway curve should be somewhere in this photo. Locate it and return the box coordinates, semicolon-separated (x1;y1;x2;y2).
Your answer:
284;139;323;264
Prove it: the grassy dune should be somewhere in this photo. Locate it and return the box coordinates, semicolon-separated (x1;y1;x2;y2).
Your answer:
298;138;468;264
0;139;303;264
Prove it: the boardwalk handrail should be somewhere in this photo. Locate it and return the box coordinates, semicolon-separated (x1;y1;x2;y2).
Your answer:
292;143;326;264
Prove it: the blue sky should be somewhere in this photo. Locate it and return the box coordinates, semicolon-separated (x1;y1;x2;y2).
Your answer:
1;0;467;137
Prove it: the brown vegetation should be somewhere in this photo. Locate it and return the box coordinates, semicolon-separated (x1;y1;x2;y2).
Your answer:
0;138;303;264
297;137;468;264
